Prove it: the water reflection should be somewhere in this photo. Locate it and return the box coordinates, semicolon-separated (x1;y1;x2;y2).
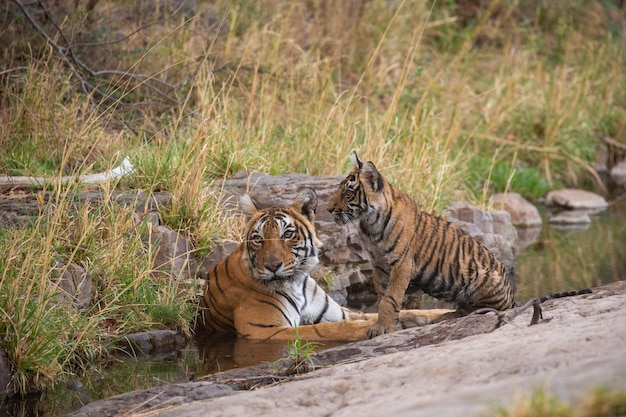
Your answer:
515;196;626;301
194;332;344;375
195;332;287;374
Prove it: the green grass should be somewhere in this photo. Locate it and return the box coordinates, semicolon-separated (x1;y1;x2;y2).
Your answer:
0;0;624;395
483;386;626;417
0;183;197;394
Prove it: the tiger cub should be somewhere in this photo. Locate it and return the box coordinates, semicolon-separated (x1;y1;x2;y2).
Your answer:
198;187;452;341
327;152;516;338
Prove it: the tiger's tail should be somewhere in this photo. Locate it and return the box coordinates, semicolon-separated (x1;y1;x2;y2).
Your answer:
538;288;592;303
517;288;592;306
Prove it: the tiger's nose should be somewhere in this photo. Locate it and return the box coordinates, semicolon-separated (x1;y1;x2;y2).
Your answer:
263;251;284;273
265;260;283;273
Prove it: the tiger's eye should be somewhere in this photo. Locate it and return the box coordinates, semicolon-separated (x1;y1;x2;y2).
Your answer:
283;230;296;240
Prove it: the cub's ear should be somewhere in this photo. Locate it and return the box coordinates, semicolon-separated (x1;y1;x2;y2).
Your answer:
293;187;318;222
361;161;384;193
239;193;258;218
350;151;364;169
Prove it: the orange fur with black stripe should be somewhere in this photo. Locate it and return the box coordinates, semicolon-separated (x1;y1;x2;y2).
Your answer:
198;187;452;341
327;153;516;338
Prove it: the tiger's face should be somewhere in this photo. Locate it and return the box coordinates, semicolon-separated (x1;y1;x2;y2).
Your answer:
327;151;385;225
240;188;321;289
327;171;366;225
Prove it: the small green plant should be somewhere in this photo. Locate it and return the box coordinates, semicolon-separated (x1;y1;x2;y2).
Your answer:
315;269;338;292
275;326;321;376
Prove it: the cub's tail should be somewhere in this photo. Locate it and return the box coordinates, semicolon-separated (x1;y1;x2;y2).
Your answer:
537;288;592;304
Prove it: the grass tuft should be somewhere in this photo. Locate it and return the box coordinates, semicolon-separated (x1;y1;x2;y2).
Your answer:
483;386;626;417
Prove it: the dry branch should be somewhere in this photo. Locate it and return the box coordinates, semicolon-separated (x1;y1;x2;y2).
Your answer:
0;157;134;191
11;0;186;106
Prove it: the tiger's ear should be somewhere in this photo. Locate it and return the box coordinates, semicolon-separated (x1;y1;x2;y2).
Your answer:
361;161;384;193
292;187;318;222
239;193;258;218
350;151;364;169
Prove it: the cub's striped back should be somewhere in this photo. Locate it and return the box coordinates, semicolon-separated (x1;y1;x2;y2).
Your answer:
327;152;516;338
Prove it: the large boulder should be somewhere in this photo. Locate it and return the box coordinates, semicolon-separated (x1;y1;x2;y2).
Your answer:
544;188;609;229
445;204;518;272
545;189;608;211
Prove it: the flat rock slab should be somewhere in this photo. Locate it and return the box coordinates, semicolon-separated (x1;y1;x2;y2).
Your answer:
545;188;609;210
70;281;626;417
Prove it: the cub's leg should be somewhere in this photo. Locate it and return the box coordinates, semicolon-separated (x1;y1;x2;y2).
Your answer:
368;262;413;338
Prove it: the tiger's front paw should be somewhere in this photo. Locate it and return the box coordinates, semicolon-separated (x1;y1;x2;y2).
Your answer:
367;321;395;338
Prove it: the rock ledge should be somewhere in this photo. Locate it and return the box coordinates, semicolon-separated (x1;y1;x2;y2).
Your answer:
70;281;626;417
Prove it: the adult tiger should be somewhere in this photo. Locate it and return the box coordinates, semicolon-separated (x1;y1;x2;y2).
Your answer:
327;152;517;338
198;187;452;341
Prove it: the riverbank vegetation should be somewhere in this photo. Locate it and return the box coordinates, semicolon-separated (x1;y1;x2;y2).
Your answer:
1;0;624;396
484;386;626;417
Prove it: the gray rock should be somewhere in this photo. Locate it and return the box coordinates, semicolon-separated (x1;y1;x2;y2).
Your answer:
491;192;542;228
0;210;30;229
610;160;626;188
545;189;608;211
79;190;171;210
446;204;495;234
446;205;518;271
134;210;160;228
0;191;172;230
69;381;234;417
196;241;239;280
50;262;93;310
149;225;199;281
0;348;12;397
490;210;519;250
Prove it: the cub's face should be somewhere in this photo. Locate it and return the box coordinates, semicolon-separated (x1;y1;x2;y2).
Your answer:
327;151;384;226
239;188;321;289
327;170;365;225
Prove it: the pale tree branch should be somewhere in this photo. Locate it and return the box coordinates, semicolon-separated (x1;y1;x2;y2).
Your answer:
0;157;135;191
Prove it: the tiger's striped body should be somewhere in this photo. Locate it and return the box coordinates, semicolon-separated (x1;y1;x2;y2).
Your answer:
327;153;516;338
199;187;452;341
